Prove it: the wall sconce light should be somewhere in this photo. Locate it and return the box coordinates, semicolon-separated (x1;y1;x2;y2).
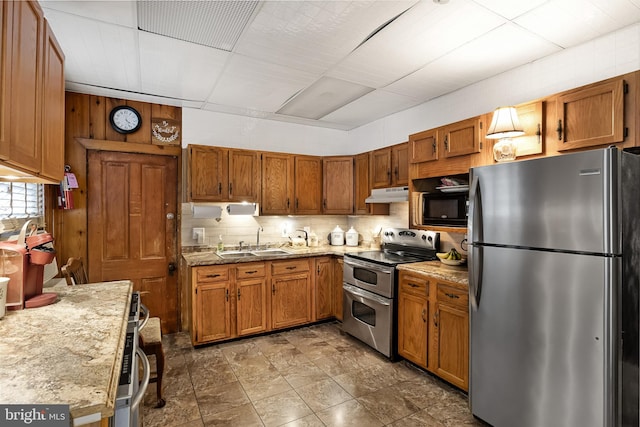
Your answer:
486;106;524;162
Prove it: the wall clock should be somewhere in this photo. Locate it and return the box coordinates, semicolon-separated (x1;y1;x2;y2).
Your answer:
109;105;142;134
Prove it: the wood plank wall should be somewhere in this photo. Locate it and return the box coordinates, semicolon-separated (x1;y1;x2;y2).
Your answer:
49;93;182;272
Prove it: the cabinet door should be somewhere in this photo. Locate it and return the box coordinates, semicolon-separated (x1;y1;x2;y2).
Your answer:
439;117;481;158
333;257;343;321
40;21;64;181
354;153;389;215
228;149;260;202
398;273;429;368
370;147;391;188
315;257;333;320
188;145;227;201
261;152;293;214
409;129;438;163
323;156;353;214
195;282;231;343
294;155;322;214
434;303;469;390
9;0;44;173
391;142;408;186
556;78;625;151
236;278;268;336
0;1;12;160
271;272;311;329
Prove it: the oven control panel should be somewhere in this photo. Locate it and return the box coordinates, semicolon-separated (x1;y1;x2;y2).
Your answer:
381;228;439;250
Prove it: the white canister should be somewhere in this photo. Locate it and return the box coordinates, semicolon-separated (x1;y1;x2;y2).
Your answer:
330;226;344;246
0;277;8;319
346;227;359;246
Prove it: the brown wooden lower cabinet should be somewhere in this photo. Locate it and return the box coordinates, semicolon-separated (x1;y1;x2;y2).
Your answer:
398;270;469;391
235;263;268;336
333;257;344;320
192;265;232;344
271;259;312;329
315;256;334;320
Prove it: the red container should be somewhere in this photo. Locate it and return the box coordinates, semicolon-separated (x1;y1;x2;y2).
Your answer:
29;248;56;265
26;233;53;250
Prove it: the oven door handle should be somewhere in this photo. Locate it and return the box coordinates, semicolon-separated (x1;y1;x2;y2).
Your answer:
343;283;391;306
131;348;151;412
343;258;394;274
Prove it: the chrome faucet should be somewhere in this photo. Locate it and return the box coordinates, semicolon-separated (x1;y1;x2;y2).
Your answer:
239;240;245;251
256;227;263;249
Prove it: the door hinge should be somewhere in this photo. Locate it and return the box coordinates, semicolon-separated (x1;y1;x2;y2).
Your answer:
624;82;629;94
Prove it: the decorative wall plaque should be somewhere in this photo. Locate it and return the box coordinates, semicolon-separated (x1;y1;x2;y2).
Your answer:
151;118;181;146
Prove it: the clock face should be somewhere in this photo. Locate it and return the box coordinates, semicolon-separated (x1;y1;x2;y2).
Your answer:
110;106;141;134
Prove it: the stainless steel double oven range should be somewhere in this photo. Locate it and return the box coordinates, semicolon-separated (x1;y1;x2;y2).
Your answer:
343;228;439;359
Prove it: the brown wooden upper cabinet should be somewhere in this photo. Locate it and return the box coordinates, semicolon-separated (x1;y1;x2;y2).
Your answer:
261;152;294;215
294;155;323;214
323;156;354;214
555;77;626;151
371;142;409;189
409;128;438;164
354;152;389;215
438;117;482;159
0;1;65;182
187;145;259;203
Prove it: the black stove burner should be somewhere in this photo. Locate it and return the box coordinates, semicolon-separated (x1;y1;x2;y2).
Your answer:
346;247;437;266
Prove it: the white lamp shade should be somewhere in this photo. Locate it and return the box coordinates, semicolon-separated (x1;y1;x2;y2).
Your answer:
486;106;524;139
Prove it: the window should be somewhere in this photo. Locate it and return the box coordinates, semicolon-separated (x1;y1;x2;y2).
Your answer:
0;182;44;231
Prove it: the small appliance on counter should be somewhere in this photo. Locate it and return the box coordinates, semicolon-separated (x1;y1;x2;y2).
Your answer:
0;220;57;310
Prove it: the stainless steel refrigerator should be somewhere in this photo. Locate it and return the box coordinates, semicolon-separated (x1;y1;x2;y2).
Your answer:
468;147;639;427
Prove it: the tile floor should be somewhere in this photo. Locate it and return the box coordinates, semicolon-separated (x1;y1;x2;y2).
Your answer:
141;322;486;427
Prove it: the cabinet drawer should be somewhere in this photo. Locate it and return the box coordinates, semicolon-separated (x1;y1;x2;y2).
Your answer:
399;275;429;297
271;259;309;275
437;284;468;309
195;266;229;283
236;263;266;279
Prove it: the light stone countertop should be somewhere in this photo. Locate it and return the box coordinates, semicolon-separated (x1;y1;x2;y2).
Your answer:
182;244;372;266
397;260;469;286
0;280;133;423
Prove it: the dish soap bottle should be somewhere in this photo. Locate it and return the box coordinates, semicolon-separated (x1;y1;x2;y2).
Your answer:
217;235;224;252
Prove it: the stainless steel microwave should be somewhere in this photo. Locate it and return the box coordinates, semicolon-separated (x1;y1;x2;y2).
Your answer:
421;192;468;227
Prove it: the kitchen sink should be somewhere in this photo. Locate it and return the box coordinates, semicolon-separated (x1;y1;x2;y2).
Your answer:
251;249;291;256
218;251;257;259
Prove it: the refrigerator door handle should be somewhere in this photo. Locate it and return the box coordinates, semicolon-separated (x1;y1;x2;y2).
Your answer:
468;174;483;308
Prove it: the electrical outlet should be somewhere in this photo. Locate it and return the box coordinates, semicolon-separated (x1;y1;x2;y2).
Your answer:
192;227;205;241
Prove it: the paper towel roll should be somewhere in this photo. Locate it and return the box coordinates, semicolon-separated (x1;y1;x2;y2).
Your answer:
192;205;222;219
227;203;256;215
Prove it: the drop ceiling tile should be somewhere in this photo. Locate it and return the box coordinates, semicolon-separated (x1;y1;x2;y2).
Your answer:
515;0;640;48
472;0;546;20
234;0;416;74
320;90;422;128
42;9;140;92
386;22;561;101
327;0;506;88
207;54;317;112
139;32;229;101
234;1;417;74
41;0;137;28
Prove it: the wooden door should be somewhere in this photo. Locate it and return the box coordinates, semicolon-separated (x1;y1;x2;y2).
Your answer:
228;149;260;202
556;78;625;151
261;152;293;214
9;0;43;172
409;129;438;163
236;277;267;336
294;155;322;214
323;156;353;214
0;1;12;160
188;145;227;201
370;147;391;188
314;257;333;320
196;282;231;343
434;303;469;390
40;21;65;181
87;151;179;333
398;274;429;368
391;142;408;186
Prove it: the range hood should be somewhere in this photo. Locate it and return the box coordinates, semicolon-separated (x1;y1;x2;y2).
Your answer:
365;186;409;203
